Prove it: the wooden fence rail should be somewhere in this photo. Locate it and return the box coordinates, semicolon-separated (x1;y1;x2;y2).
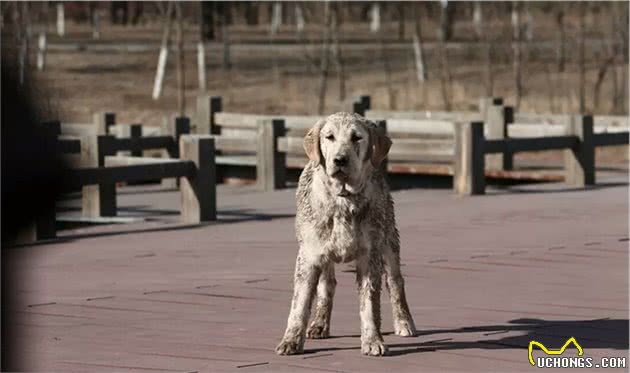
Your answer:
29;134;217;243
454;115;629;195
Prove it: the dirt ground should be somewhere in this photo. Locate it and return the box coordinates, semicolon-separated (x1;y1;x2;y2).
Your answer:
14;20;625;120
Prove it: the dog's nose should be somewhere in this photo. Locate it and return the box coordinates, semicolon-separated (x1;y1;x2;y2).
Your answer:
333;155;348;167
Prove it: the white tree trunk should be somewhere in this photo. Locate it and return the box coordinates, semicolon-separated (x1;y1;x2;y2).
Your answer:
152;2;173;100
412;4;426;83
370;2;380;33
92;11;100;39
197;42;206;91
295;3;304;34
270;2;281;36
56;3;64;36
37;32;46;71
473;2;482;40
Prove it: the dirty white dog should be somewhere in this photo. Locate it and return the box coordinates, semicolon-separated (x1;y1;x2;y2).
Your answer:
276;112;416;357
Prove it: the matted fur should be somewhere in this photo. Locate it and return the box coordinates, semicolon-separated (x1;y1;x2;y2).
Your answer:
276;113;416;357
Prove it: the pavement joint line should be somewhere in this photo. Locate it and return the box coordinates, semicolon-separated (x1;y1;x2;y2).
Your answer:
428;259;448;263
236;362;269;368
244;278;269;284
548;246;566;250
86;296;115;301
143;290;168;295
302;353;334;360
27;302;56;308
509;250;528;255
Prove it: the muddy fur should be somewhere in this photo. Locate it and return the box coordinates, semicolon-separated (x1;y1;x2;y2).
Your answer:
276;113;416;357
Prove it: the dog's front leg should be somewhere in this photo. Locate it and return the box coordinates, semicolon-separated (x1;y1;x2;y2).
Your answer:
276;253;321;355
307;262;336;339
356;254;387;356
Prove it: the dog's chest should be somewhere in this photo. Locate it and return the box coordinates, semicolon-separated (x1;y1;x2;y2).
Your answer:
318;200;369;263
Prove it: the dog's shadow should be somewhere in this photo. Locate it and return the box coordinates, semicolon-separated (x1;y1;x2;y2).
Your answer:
305;318;629;357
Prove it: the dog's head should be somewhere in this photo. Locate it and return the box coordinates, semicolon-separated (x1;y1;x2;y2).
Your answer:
304;112;391;196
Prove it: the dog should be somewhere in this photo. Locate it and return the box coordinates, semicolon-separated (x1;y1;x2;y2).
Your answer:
275;112;416;357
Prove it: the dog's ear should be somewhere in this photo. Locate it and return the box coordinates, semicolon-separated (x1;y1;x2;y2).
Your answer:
304;119;325;165
369;126;392;168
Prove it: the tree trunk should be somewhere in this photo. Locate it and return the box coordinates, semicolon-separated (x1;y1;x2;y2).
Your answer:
244;2;258;25
222;4;231;71
578;1;586;114
411;3;426;83
438;2;452;110
200;2;214;41
175;2;185;116
18;2;31;85
483;3;493;97
270;2;282;86
152;2;173;100
90;3;100;39
439;1;454;41
397;2;405;40
369;2;380;33
331;4;345;101
473;2;482;41
317;2;331;114
56;3;64;36
555;5;565;73
512;1;523;110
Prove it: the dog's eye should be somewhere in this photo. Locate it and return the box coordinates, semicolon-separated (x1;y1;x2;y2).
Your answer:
351;134;362;142
325;134;335;141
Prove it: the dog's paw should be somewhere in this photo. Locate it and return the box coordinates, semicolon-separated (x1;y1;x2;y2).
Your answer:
361;339;388;356
275;339;304;356
394;318;417;337
306;321;330;339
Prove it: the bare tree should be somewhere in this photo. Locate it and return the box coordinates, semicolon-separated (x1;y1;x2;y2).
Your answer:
175;2;185;116
295;2;319;73
18;2;31;85
317;2;332;114
472;2;482;41
555;3;565;72
612;1;628;113
331;3;346;101
270;2;282;86
411;3;427;83
578;1;586;114
438;1;452;110
397;2;405;40
593;4;617;112
220;3;231;71
486;2;494;97
152;2;173;100
511;1;523;110
89;3;100;39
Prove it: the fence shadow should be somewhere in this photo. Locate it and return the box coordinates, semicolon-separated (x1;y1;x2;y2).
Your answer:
492;181;629;196
8;208;295;248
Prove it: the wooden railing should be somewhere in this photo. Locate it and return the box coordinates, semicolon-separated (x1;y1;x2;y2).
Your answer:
29;118;217;243
454;115;629;195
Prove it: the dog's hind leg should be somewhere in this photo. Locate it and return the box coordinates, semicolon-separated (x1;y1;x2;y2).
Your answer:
276;254;322;355
383;242;417;337
307;261;336;339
